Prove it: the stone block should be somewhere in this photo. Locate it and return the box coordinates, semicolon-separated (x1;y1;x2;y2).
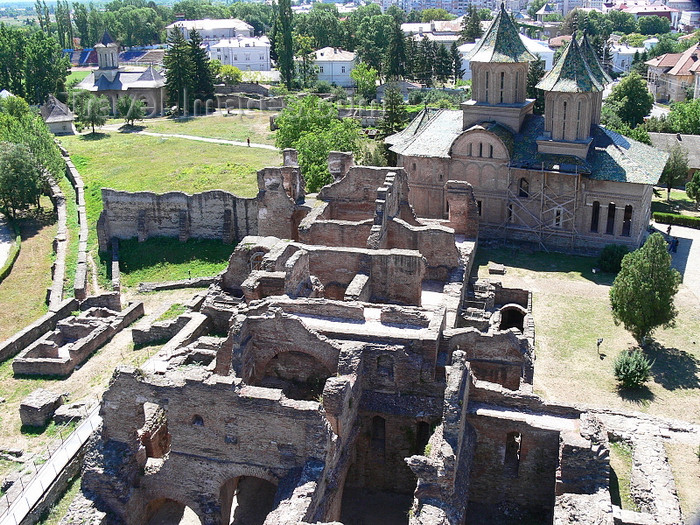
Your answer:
54;400;94;425
488;263;506;275
19;388;63;427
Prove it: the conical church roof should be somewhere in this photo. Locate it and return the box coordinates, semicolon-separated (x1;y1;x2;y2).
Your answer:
466;2;535;63
99;30;116;46
536;37;604;93
578;32;612;86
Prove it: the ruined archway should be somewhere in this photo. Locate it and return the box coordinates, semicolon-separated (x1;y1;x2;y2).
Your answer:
258;350;332;401
499;304;527;332
146;498;202;525
220;475;278;525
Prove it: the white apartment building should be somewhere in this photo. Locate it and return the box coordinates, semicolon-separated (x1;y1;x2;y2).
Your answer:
166;19;254;44
210;36;271;71
609;43;646;74
314;47;356;87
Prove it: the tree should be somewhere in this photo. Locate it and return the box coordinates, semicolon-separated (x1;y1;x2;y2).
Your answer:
163;26;194;115
685;171;700;210
350;62;378;102
527;54;546;115
384;20;407;81
0;142;45;219
116;95;145;126
450;42;463;84
294;34;317;89
528;0;546;19
79;94;109;133
609;233;681;344
459;5;483;44
22;31;70;105
275;0;294;90
660;145;689;201
667;98;700;135
378;85;407;137
188;29;214;108
219;65;242;85
638;15;670;35
604;72;653;127
275;95;338;149
420;8;454;22
614;349;652;389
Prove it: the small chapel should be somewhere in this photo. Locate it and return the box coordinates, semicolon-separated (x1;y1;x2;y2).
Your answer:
76;31;166;118
386;3;667;253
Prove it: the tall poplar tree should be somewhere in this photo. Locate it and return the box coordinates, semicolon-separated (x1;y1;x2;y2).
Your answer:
163;26;194;115
275;0;294;90
384;19;406;81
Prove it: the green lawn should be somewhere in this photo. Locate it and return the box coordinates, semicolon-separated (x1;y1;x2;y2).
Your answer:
58;131;279;284
473;246;700;424
117;237;236;287
67;70;90;85
652;187;699;216
128;112;277;145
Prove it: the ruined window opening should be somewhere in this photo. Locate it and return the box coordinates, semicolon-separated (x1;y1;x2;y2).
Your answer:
415;421;431;455
249;251;265;272
590;201;600;232
504;431;522;477
479;143;483;157
489;144;493;158
412;162;416;170
519;178;529;198
192;415;204;426
606;203;616;235
621;205;632;237
477;200;482;216
138;402;171;459
371;416;386;455
554;206;563;228
507;204;513;223
467;143;472;156
377;355;394;381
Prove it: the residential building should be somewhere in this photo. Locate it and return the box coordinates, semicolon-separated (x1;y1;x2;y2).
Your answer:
679;10;700;31
76;31;166;117
39;94;75;135
314;47;356;87
645;43;700;102
210;36;271;71
166;19;254;43
649;133;700;180
387;7;667;253
609;43;646;74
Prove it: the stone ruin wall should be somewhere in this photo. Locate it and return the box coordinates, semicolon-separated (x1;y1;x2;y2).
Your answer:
90;366;332;525
97;189;258;251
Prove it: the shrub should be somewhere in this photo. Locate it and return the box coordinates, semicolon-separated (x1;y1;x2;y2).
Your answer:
653;212;700;229
313;80;332;93
597;244;630;273
614;349;652;389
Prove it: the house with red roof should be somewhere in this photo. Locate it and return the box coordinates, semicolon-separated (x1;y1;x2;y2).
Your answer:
645;43;700;102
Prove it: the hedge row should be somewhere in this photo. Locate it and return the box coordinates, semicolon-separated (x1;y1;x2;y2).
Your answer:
0;223;22;284
653;212;700;230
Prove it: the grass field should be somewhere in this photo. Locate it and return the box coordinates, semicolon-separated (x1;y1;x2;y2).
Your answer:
473;246;700;423
116;237;236;287
58;130;279;285
140;112;277;145
66;70;90;85
652;187;699;216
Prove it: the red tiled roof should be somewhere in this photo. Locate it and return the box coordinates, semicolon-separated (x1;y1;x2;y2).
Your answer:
667;44;700;76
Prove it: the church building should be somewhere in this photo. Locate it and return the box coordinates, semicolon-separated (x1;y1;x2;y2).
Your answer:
76;31;166;118
386;4;667;253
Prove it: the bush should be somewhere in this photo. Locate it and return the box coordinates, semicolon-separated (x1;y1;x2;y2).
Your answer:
313;80;332;93
614;349;652;389
597;244;630;273
653;212;700;229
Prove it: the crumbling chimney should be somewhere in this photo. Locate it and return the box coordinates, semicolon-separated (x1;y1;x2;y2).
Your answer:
328;151;354;181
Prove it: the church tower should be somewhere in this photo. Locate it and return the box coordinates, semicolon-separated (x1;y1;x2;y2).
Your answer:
535;36;608;159
95;30;120;81
462;3;536;133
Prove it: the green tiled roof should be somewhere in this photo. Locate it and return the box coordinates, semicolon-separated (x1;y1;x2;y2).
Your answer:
387;111;667;185
578;32;612;87
536;38;604;93
466;3;536;63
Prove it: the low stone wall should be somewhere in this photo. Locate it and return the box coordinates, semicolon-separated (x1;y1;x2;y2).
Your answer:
137;276;216;293
132;314;191;347
47;173;68;310
60;146;90;301
0;298;77;363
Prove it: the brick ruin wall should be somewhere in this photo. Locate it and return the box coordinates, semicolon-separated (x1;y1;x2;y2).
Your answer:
97;189;258;251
